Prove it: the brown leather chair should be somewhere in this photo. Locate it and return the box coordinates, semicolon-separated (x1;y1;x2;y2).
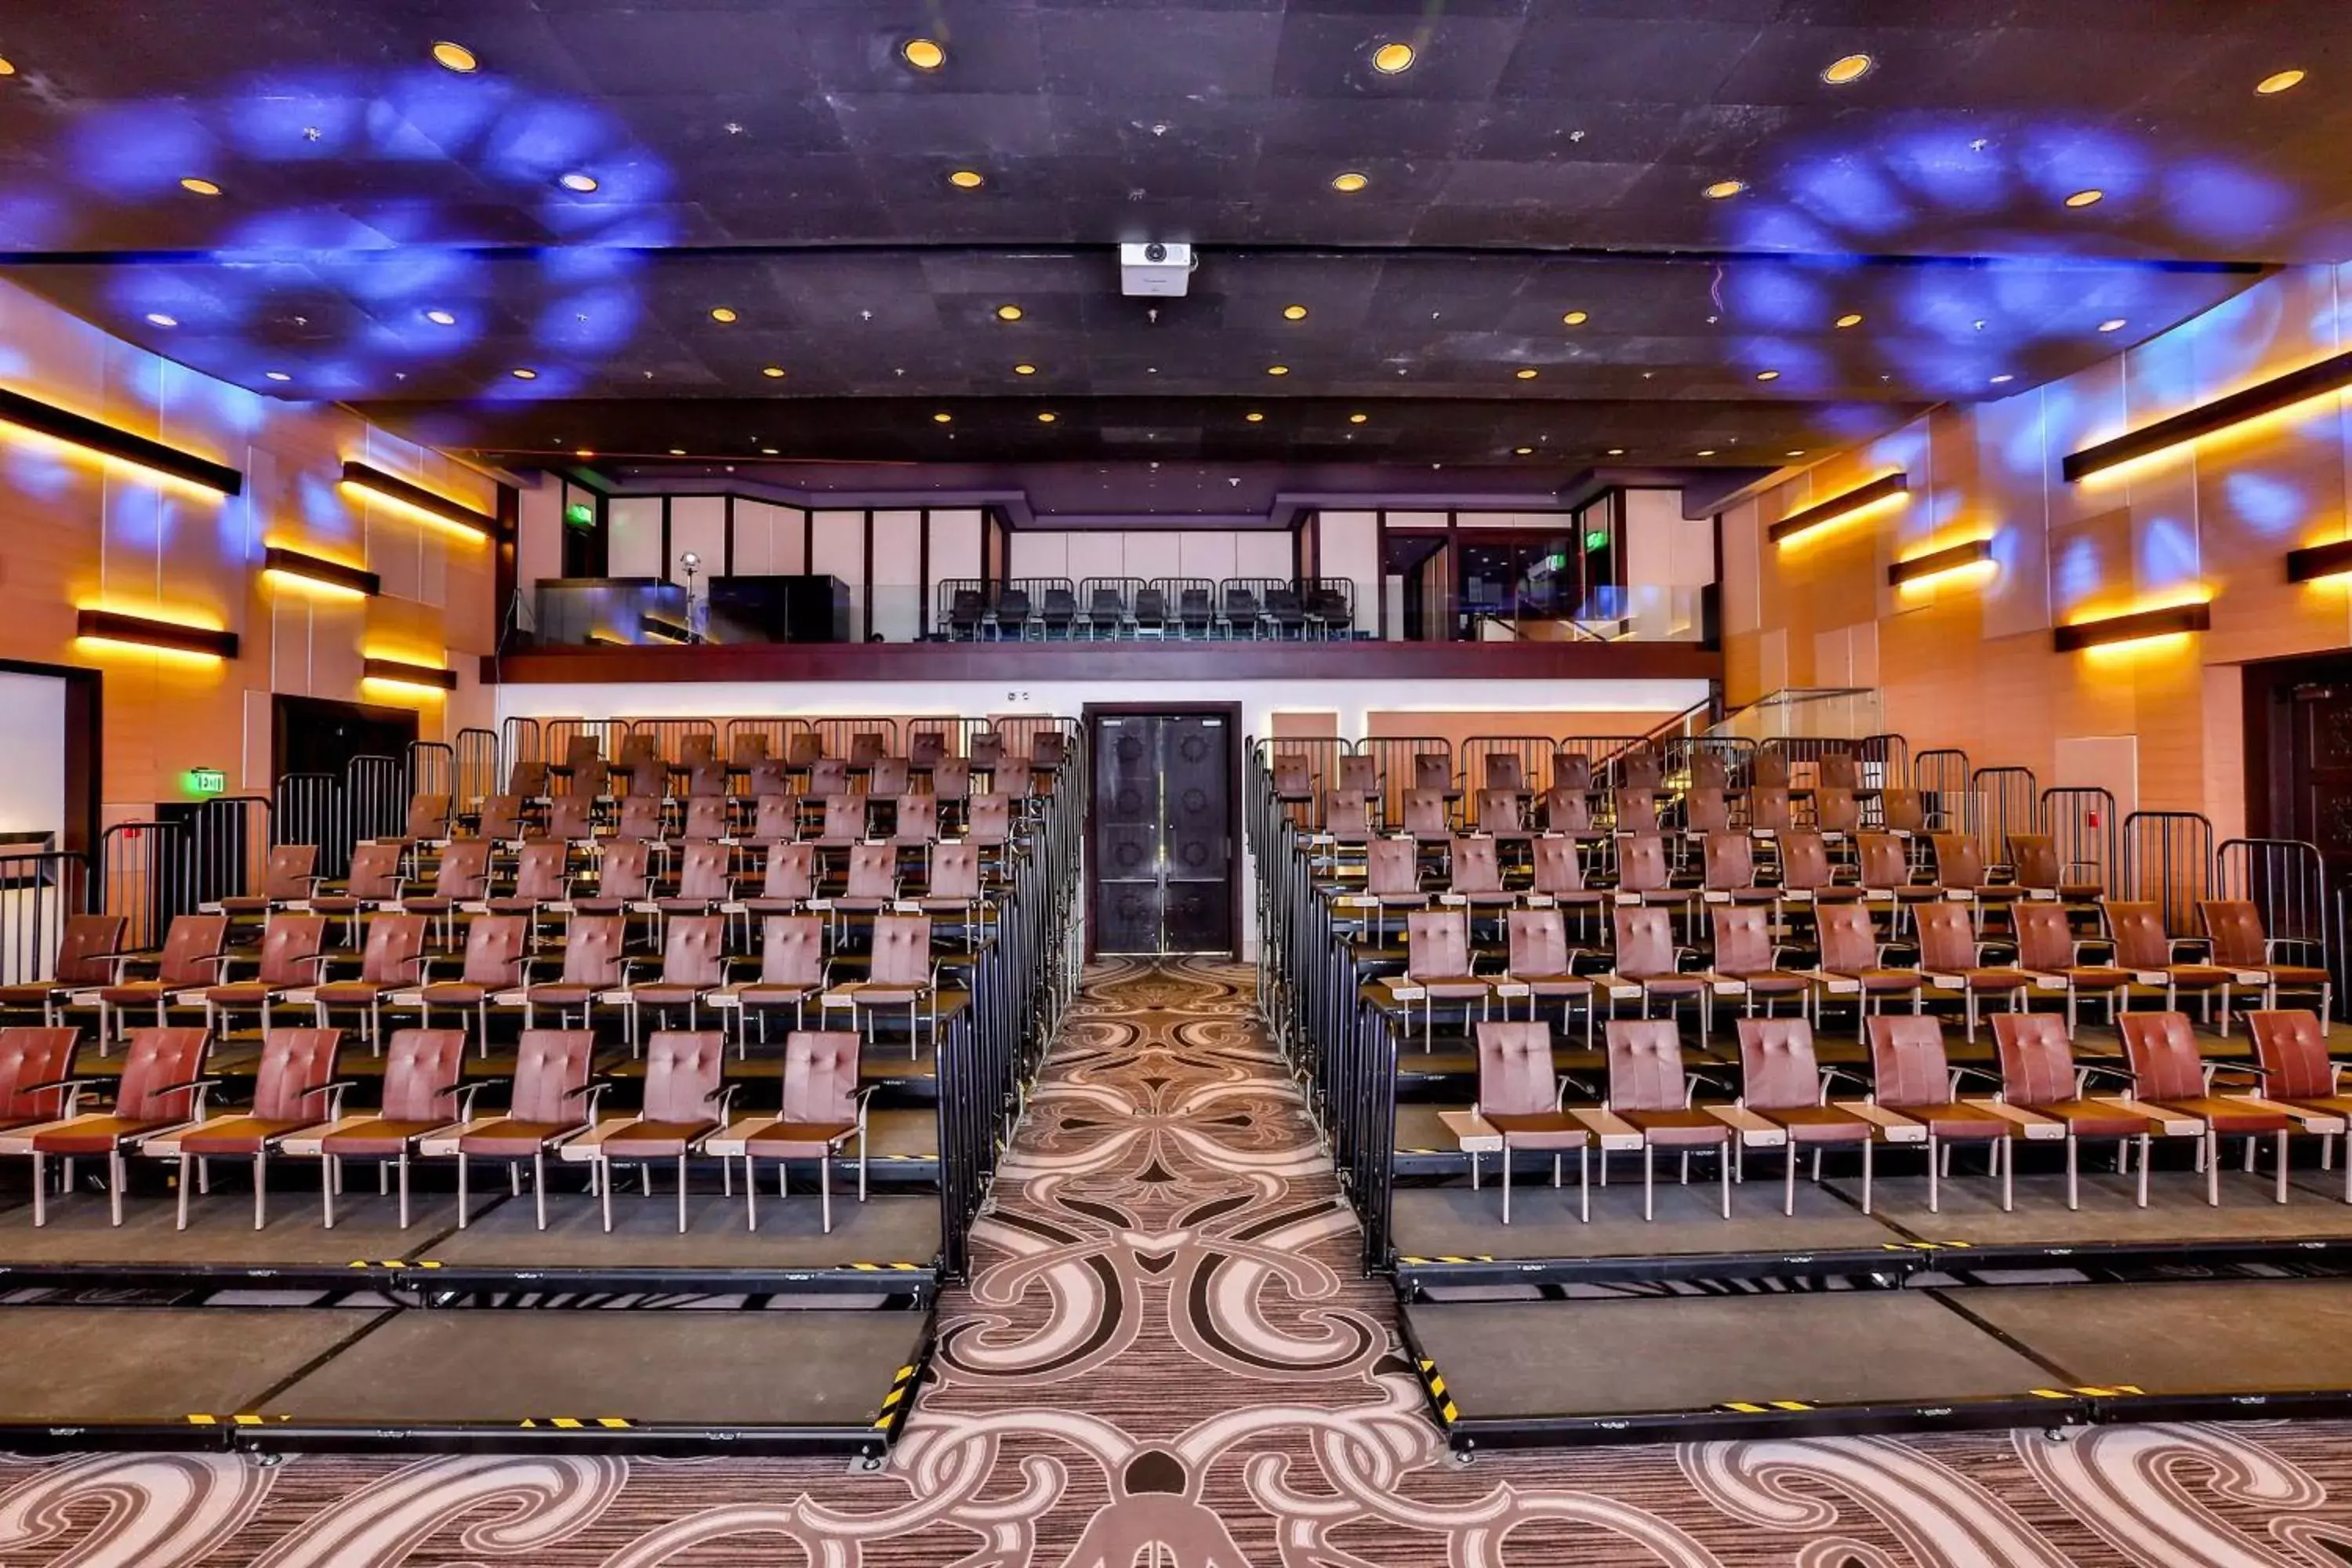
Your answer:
616;915;728;1047
1818;751;1859;792
828;913;938;1055
454;1028;601;1229
1501;909;1595;1042
215;843;321;916
310;913;430;1050
907;731;947;769
318;1026;472;1229
594;1029;732;1232
785;731;825;769
1613;788;1661;835
1413;753;1452;794
1472;789;1525;840
1737;1017;1877;1214
1866;1015;2016;1212
735;914;831;1047
416;913;529;1055
1914;900;2034;1041
659;840;735;920
731;731;773;768
746;761;793;803
31;1025;209;1225
930;759;972;806
163;1026;343;1229
1617;748;1663;790
198;913;327;1037
1541;787;1596;837
2201;899;2332;1019
1812;902;1924;1024
1931;834;2022;907
1336;754;1378;795
520;915;626;1029
1599;905;1723;1045
684;761;729;801
1475;1019;1588;1223
1991;1012;2155;1209
1701;832;1779;906
617;733;661;769
1554;753;1594;795
614;793;667;843
985;758;1033;800
920;843;989;944
509;759;550;800
746;842;819;918
1322;789;1374;844
1481;752;1526;795
2012;901;2132;1035
1747;787;1795;837
848;732;888;768
310;841;406;948
679;795;729;841
1857;832;1936;906
573;839;652;920
1777;830;1862;905
566;753;611;802
0;1027;82;1134
1529;837;1606;931
1813;789;1861;837
1682;788;1732;837
485;840;571;937
96;913;230;1046
746;795;800;847
0;914;125;1023
2105;900;2237;1027
1613;833;1682;917
2246;1010;2352;1203
891;793;939;848
1400;789;1450;841
1710;906;1809;1018
1444;837;1516;910
966;793;1014;851
2009;833;2104;901
543;794;595;844
1603;1018;1732;1219
807;758;851;798
1361;837;1427;942
739;1030;872;1232
680;733;717;768
1748;750;1789;790
868;757;912;798
1401;909;1490;1047
474;796;526;844
1878;789;1926;836
403;839;492;947
813;795;866;848
2119;1011;2296;1206
836;840;902;914
621;757;668;802
394;793;452;856
1687;751;1729;792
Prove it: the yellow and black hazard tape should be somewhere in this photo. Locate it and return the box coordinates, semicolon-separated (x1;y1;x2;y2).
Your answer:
347;1259;443;1269
518;1417;636;1429
848;1261;927;1272
1716;1400;1816;1414
871;1362;921;1431
186;1413;280;1426
1414;1358;1460;1425
2030;1384;2143;1399
1396;1254;1497;1266
1876;1240;1973;1252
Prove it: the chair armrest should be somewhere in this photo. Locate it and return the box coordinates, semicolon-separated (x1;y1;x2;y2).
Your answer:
287;953;342;971
2077;1061;2136;1091
2270;935;2325;960
1672;946;1701;972
298;1079;361;1098
18;1075;101;1096
2073;938;2114;963
182;953;237;971
705;1083;742;1116
2209;1060;2267;1087
2169;937;2212;961
1820;1065;1870;1098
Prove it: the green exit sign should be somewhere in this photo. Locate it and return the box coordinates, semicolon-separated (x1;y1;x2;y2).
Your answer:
1584;529;1610;552
186;768;227;795
564;502;595;529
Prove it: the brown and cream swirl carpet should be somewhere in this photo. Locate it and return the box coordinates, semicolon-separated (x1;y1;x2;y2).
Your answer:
9;957;2352;1563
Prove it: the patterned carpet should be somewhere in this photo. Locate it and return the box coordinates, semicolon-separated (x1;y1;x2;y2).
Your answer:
11;957;2352;1563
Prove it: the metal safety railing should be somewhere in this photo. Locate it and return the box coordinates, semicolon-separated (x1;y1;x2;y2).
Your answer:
0;851;87;987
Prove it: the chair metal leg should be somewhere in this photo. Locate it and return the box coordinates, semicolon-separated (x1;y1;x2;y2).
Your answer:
397;1149;411;1229
2277;1130;2290;1205
1581;1144;1592;1223
30;1152;43;1226
1719;1141;1731;1218
109;1149;125;1226
177;1152;192;1230
821;1151;833;1233
745;1155;757;1230
2206;1130;2220;1207
677;1152;688;1233
1860;1135;1872;1215
1927;1133;1940;1214
252;1148;268;1230
1501;1138;1512;1225
457;1153;469;1226
1642;1145;1653;1221
1783;1142;1797;1216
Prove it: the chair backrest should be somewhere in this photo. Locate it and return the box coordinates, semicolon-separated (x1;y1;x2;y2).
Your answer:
781;1030;861;1124
53;914;126;985
967;731;1006;768
156;915;230;986
731;731;771;765
1401;790;1448;836
0;1027;78;1120
1555;753;1593;793
679;733;717;767
748;760;792;799
598;839;652;900
1406;910;1475;982
1857;833;1910;889
434;840;493;898
1702;832;1755;891
750;796;799;844
563;735;604;768
1613;789;1659;832
614;793;665;840
619;733;660;767
1689;752;1728;790
1610;905;1676;979
1604;1018;1689;1112
1710;905;1773;972
869;758;911;797
1991;1012;2078;1106
927;843;982;900
657;916;727;986
1931;834;1987;891
255;916;328;985
2009;902;2074;971
1616;833;1668;894
681;796;729;841
847;841;898;899
674;841;732;900
758;842;815;902
931;759;972;800
1685;789;1730;834
509;760;549;798
1777;830;1832;891
1910;901;1976;971
545;796;595;843
345;842;404;899
1867;1016;1955;1110
1531;837;1584;895
685;761;728;799
1483;752;1525;793
1541;788;1592;833
2009;833;2061;891
250;1028;341;1121
1748;787;1793;832
1737;1017;1822;1112
1414;754;1451;792
459;915;529;987
989;759;1034;798
476;797;524;840
357;914;428;984
405;794;451;840
869;914;935;986
760;915;827;985
260;844;319;900
568;756;611;797
1506;909;1570;976
114;1027;210;1121
2119;1011;2207;1101
2103;901;2170;970
821;796;864;841
1474;789;1520;834
1033;732;1069;768
808;759;851;796
1337;755;1378;793
2198;900;2269;967
2249;1009;2334;1101
641;1030;725;1124
894;794;939;844
1617;749;1662;789
1365;837;1419;897
1475;1020;1556;1117
908;732;947;768
1449;837;1502;894
559;917;626;988
967;793;1012;844
1323;789;1373;839
848;732;887;766
1815;904;1881;973
1819;751;1859;791
511;841;570;902
509;1029;596;1123
1749;750;1789;789
786;732;824;768
1878;789;1925;833
1813;789;1860;834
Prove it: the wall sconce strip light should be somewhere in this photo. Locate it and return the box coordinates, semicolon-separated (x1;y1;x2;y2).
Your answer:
2051;601;2211;653
1887;538;1994;586
2062;347;2352;483
339;461;493;537
262;545;379;597
639;615;691;644
360;655;457;691
1766;471;1908;543
0;387;242;495
2285;538;2352;583
75;608;240;659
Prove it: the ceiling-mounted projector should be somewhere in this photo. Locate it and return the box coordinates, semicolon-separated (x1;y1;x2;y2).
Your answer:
1120;241;1195;297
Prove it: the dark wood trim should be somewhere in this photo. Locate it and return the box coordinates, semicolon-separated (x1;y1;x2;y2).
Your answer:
2238;651;2352;845
917;510;931;639
722;493;736;578
1374;509;1389;638
481;638;1722;684
1081;701;1244;962
803;506;815;575
862;508;875;641
492;483;519;648
0;659;103;857
659;495;673;583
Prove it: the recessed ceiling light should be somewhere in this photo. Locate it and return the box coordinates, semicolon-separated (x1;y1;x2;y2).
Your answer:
1515;368;1539;379
1283;304;1308;321
1561;310;1588;326
1037;411;1057;423
430;41;477;73
1014;363;1036;376
1703;179;1746;199
1267;365;1290;376
761;365;786;378
1755;369;1780;381
1606;448;1625;456
1785;449;1806;457
902;38;945;71
996;303;1022;321
669;448;685;456
0;57;16;77
1513;446;1534;456
760;446;779;455
264;371;291;382
932;412;952;423
574;448;594;459
709;307;737;323
510;367;537;379
1330;171;1369;193
1348;412;1367;423
1245;412;1265;423
2256;68;2307;95
557;171;599;193
2065;188;2103;207
424;309;457;326
180;177;220;197
1372;42;1415;74
1821;53;1874;85
949;169;985;190
1696;448;1716;457
144;312;177;328
1990;373;2014;384
1835;312;1864;328
2098;318;2126;332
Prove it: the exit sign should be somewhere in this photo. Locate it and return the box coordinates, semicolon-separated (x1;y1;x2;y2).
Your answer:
186;768;227;795
564;502;595;529
1584;529;1610;552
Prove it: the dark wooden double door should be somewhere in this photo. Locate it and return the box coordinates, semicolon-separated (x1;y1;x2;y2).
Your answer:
1090;709;1235;956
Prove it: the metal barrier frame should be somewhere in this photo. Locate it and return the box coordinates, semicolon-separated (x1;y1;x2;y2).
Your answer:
1463;736;1558;798
2038;787;2120;898
1971;766;2039;866
2123;811;2216;935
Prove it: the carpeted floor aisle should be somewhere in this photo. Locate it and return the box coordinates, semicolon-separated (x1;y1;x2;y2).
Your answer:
6;957;2352;1563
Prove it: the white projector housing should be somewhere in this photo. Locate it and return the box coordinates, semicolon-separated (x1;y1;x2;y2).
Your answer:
1120;241;1194;297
